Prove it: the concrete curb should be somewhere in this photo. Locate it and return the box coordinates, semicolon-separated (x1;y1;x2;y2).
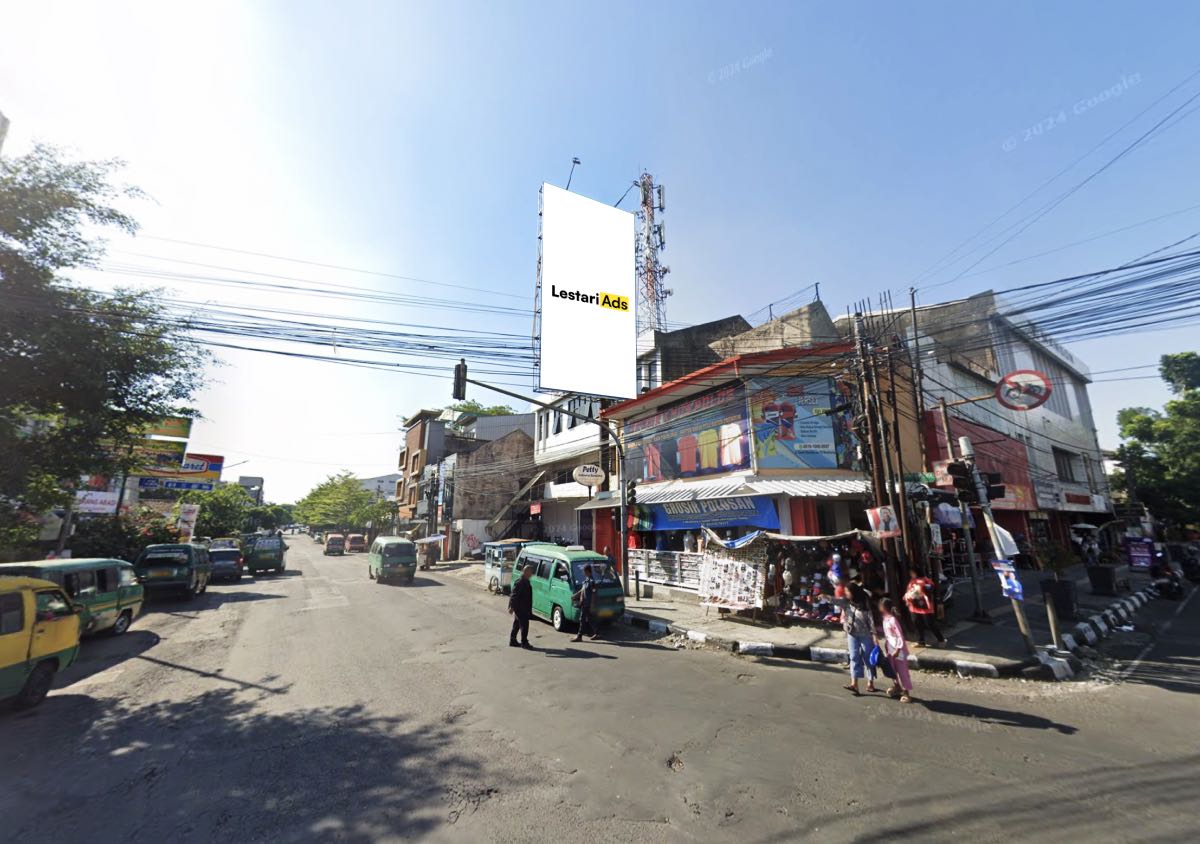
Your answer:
620;585;1164;681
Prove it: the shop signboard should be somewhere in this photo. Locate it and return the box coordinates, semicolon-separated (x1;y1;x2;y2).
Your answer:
746;376;857;471
992;560;1023;601
625;384;750;481
649;495;779;532
130;439;187;474
572;464;605;487
140;416;193;440
1124;536;1154;569
75;490;120;514
140;452;224;484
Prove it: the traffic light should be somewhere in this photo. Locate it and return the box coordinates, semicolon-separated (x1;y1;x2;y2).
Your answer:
626;479;638;506
452;358;467;401
945;461;976;503
985;472;1005;503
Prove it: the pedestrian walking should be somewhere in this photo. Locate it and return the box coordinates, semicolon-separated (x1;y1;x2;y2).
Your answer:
904;565;945;647
838;581;877;695
508;564;535;649
878;598;913;703
571;563;599;642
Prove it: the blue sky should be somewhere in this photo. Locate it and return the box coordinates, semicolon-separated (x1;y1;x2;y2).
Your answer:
4;1;1199;500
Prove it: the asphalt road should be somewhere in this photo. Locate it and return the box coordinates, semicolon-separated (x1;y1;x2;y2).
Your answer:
2;537;1197;843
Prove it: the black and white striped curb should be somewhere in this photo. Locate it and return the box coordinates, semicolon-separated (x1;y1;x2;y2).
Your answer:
622;584;1164;682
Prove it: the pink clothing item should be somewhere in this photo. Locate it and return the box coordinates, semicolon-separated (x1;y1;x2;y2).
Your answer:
882;613;912;691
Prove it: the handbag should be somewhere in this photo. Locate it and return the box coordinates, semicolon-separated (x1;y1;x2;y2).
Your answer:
870;644;895;679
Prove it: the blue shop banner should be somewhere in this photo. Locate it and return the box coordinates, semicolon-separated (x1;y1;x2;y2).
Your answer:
650;495;780;531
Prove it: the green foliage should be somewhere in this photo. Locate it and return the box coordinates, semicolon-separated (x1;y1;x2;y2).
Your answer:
246;503;294;531
447;400;517;417
0;144;206;552
295;472;387;532
1113;352;1200;531
177;484;254;538
70;507;181;562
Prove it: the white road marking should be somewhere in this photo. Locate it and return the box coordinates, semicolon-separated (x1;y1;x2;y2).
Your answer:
1118;586;1198;681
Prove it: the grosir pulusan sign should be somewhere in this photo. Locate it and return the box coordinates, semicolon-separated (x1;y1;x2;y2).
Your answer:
537;183;636;398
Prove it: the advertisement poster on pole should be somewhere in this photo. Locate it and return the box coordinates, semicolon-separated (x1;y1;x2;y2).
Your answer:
177;504;201;543
140;416;194;440
928;522;943;553
867;506;902;538
991;560;1024;601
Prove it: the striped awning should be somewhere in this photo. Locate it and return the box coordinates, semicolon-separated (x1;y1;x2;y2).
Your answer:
745;478;871;497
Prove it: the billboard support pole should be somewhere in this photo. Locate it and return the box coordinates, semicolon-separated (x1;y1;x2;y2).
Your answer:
462;376;631;596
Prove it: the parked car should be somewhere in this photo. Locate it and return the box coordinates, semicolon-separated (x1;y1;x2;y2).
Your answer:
208;548;245;582
368;537;418;584
323;535;346;556
0;559;143;636
133;544;213;599
0;576;82;709
246;535;287;575
514;544;624;632
346;534;367;553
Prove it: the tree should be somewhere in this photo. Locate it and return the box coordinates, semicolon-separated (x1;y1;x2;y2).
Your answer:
295;473;378;533
246;503;294;531
1112;352;1200;532
70;507;181;562
177;484;254;538
0;144;207;550
447;400;516;417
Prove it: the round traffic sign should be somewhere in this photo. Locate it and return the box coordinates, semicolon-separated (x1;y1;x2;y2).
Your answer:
995;369;1052;411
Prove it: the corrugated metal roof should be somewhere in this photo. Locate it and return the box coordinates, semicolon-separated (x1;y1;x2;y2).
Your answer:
636;480;754;504
745;478;871;497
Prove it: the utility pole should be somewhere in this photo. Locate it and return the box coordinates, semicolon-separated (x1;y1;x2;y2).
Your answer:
939;398;988;621
635;173;671;356
853;315;887;508
961;436;1035;654
907;288;928;472
885;348;915;564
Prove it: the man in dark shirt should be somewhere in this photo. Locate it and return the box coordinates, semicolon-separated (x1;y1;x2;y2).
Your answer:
508;564;535;649
572;563;599;642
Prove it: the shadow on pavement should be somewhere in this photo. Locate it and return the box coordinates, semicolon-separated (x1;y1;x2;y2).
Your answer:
378;578;443;588
141;590;286;617
1122;653;1200;694
132;654;291;695
541;646;618;660
0;687;517;841
786;753;1200;844
54;629;162;687
919;699;1078;734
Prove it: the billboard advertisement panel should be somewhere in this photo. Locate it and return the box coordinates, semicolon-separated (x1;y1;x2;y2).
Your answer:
140;416;193;439
538;183;636;399
625;385;751;482
138;453;224;490
130;439;187;475
747;376;859;471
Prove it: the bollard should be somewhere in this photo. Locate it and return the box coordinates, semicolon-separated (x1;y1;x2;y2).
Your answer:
635;570;641;601
1044;592;1063;651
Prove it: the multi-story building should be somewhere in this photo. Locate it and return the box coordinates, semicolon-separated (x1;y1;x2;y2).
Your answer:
532;394;611;549
358;473;402;501
237;476;265;505
837;291;1112;548
395;410;476;522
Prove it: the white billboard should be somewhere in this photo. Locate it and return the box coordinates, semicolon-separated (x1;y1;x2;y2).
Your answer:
538;183;636;398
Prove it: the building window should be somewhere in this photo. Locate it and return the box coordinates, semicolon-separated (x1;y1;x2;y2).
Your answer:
1053;448;1077;483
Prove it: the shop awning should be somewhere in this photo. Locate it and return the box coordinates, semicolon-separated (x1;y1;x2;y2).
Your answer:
577;495;621;511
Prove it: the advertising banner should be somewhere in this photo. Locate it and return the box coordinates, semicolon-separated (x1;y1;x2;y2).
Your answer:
1125;537;1154;569
649;495;780;532
867;506;902;538
139;478;215;492
130;439;187;474
140;452;224;482
140;416;193;439
177;503;201;542
75;490;120;514
747;376;858;471
625;385;750;481
537;183;636;399
992;560;1024;601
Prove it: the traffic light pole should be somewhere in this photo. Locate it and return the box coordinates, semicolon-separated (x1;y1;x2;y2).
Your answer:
960;437;1036;655
454;362;631;597
938;398;988;621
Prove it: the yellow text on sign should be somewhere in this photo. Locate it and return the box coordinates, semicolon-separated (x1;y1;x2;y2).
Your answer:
599;293;630;312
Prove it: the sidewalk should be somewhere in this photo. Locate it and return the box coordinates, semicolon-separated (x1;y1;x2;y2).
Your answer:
620;563;1165;680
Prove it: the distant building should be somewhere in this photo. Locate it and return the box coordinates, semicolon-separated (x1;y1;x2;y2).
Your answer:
358;473;402;501
237;476;265;505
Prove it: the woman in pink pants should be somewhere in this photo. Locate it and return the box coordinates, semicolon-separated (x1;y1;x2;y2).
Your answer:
879;597;913;703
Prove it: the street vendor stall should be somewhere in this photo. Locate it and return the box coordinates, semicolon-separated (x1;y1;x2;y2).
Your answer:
697;527;888;628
